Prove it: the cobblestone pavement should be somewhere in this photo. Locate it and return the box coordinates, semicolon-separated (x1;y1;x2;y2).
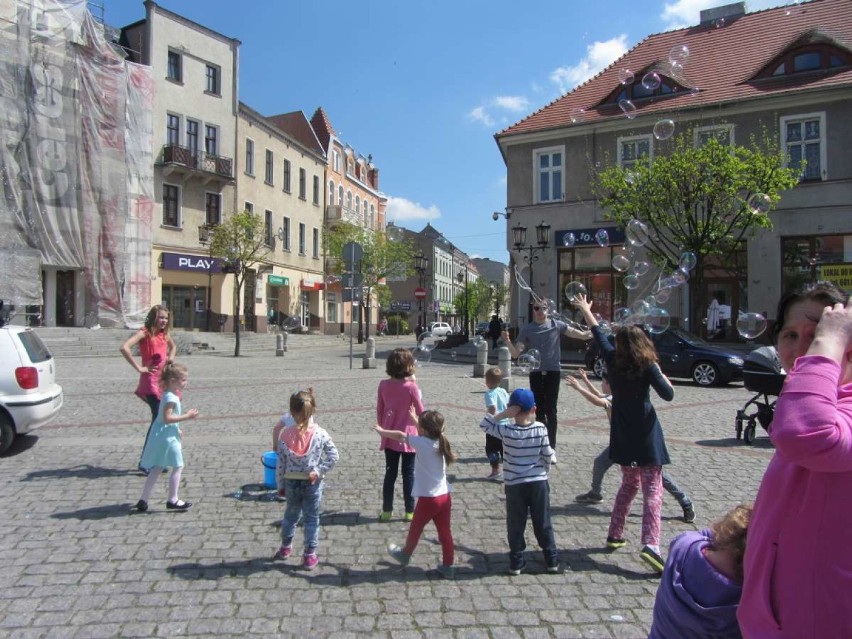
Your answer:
0;336;773;638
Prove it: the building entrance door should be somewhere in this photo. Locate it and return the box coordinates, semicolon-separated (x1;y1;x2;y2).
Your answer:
162;285;206;330
56;270;75;326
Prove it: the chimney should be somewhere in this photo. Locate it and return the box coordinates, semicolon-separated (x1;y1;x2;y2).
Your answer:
700;2;745;26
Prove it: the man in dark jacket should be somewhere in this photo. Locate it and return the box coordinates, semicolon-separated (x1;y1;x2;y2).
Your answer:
488;315;502;349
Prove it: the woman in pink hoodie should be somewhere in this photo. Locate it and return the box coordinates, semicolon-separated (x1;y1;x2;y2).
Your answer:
738;281;852;638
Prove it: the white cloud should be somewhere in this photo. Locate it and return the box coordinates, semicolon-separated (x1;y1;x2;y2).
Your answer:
550;35;629;93
661;0;786;29
386;196;441;222
493;95;530;112
468;106;495;127
468;95;531;127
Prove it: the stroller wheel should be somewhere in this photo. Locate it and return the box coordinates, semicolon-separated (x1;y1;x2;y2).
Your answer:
744;419;757;445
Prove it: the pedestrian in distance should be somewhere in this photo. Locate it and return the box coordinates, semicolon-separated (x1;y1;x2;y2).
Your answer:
480;388;560;575
120;305;177;474
566;369;695;523
488;314;502;350
573;294;674;574
134;362;198;513
271;388;339;571
376;410;457;579
482;366;508;480
376;348;425;522
501;303;591;462
650;503;753;639
739;281;852;638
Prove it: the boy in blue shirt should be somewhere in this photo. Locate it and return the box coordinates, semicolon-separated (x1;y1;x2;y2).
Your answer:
483;367;508;480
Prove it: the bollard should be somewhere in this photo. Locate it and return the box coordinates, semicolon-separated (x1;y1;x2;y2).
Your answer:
276;333;285;356
362;336;377;369
472;339;488;377
497;346;511;391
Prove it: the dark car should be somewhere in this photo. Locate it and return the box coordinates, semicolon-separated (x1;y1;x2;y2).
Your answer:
475;322;489;336
584;327;745;387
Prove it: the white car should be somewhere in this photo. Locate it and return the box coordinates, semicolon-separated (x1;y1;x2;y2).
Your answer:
0;317;63;454
428;322;453;337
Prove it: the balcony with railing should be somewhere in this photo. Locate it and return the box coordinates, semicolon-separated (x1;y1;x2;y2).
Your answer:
159;145;234;184
326;204;364;227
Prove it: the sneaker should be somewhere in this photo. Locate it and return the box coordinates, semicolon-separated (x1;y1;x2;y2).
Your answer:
302;553;319;571
508;561;526;576
437;564;456;580
682;504;696;523
546;562;560;573
606;536;627;549
272;545;292;560
404;512;414;522
387;543;410;567
378;511;392;522
486;469;502;481
134;499;148;513
575;491;604;505
640;545;665;574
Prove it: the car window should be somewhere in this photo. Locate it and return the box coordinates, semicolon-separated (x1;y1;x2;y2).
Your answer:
16;331;52;363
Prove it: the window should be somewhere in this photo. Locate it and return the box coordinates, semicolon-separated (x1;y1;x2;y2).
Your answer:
762;45;851;78
166;114;180;146
312;175;319;204
534;146;564;203
370;205;375;228
782;234;852;293
264;210;273;246
346;191;352;210
332;150;341;173
326;292;337;323
186;119;199;154
355;196;360;214
205;192;221;225
245;139;254;175
244;201;253;214
617;135;652;169
204;125;218;156
163;184;179;226
265;149;274;185
167;50;182;82
347;158;354;175
781;113;825;181
281;217;291;251
338;185;344;206
329;180;335;205
298;222;306;255
282;159;291;192
299;168;306;199
312;228;319;258
694;125;734;147
205;64;220;95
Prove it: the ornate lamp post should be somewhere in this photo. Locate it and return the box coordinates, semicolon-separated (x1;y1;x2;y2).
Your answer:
198;224;215;332
512;220;551;322
456;262;469;340
414;252;428;333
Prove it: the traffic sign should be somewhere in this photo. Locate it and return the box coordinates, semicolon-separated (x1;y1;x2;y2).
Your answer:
414;287;426;299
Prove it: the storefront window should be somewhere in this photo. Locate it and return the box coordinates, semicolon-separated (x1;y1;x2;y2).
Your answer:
558;247;626;322
783;234;852;293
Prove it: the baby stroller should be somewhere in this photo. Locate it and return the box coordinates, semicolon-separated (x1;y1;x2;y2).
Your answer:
735;346;786;444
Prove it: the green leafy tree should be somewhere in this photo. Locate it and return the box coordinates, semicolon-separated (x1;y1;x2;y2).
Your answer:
491;282;510;316
208;209;270;357
324;223;416;339
595;134;800;332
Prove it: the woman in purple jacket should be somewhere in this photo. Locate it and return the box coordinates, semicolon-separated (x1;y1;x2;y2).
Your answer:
738;281;852;638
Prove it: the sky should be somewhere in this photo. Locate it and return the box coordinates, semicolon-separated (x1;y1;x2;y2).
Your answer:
99;0;793;263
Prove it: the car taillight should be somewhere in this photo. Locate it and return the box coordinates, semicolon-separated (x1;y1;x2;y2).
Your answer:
15;366;38;389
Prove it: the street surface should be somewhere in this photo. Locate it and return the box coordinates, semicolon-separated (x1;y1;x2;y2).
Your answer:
0;336;772;638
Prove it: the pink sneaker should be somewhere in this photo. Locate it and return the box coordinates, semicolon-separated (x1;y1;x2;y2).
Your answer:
303;552;319;570
273;545;291;560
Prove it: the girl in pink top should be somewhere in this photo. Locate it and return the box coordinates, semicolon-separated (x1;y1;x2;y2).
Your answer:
739;282;852;638
376;348;425;522
120;305;177;473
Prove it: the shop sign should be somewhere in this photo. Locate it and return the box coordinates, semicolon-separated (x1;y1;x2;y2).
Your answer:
820;264;852;290
162;252;221;273
555;227;625;247
267;275;289;286
390;301;412;311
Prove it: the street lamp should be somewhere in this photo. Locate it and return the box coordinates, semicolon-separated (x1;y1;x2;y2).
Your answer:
456;262;469;340
414;252;428;333
512;220;551;322
198;223;215;332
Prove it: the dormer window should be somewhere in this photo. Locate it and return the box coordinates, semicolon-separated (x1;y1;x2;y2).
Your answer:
756;38;851;80
601;70;687;107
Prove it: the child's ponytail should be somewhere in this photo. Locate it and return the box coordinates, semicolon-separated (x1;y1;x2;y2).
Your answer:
289;387;317;431
418;410;456;466
159;361;187;388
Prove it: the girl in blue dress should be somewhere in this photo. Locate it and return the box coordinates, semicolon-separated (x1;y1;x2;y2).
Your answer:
135;362;199;512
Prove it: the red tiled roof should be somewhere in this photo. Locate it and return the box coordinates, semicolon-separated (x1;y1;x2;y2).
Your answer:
267;111;325;156
309;107;335;154
497;0;852;139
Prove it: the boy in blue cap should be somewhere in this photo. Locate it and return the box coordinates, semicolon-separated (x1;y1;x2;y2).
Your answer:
479;388;559;574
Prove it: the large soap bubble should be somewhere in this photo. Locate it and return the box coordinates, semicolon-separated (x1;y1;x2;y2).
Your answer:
281;316;302;332
747;193;771;215
612;254;631;272
564;281;587;302
632;260;651;276
679;251;697;271
524;349;542;371
626;219;650;247
669;44;690;65
642;72;661;90
514;265;532;292
595;228;610;247
613;307;632;325
618;99;637;120
653;119;675;141
562;232;576;247
645;306;671;335
623;274;640;290
618;68;634;85
736;312;767;339
414;344;432;367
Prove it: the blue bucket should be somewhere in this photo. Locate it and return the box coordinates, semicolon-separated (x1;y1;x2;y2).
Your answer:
262;450;277;489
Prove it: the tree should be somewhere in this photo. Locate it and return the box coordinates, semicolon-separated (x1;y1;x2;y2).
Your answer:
324;223;416;340
209;209;271;357
594;133;800;332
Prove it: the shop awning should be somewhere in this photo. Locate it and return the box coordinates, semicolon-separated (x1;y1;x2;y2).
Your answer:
300;279;325;291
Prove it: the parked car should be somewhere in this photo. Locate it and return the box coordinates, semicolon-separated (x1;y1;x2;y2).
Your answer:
0;310;63;453
428;322;453;337
474;322;489;336
584;326;745;387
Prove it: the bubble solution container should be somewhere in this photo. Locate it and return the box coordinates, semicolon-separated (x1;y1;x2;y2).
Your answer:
262;451;277;489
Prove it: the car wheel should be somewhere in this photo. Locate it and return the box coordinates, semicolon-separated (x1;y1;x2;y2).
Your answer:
592;356;607;379
0;413;14;455
691;361;719;386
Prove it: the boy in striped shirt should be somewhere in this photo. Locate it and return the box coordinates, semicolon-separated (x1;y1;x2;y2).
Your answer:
479;388;559;575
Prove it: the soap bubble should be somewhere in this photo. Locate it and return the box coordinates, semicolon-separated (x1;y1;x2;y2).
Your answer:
514;265;532;292
524;349;542;371
564;281;587;302
570;108;586;124
669;44;689;65
653;119;675;140
645;306;671;335
595;228;610;247
450;350;457;360
747;193;771;215
623;274;640;290
618;99;637;119
632;260;651;276
654;288;672;304
671;268;689;285
612;254;631;272
473;334;484;345
562;232;576;247
679;251;697;271
414;345;431;367
618;68;634;85
642;72;661;90
281;316;302;332
626;219;650;247
542;298;558;314
631;299;651;317
736;312;767;339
